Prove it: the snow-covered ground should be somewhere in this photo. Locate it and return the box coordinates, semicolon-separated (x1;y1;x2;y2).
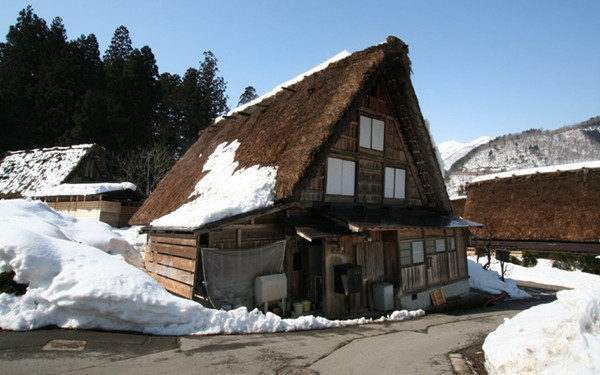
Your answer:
1;199;599;373
0;199;423;335
472;256;600;375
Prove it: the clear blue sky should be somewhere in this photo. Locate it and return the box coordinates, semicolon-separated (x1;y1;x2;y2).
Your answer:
2;0;599;144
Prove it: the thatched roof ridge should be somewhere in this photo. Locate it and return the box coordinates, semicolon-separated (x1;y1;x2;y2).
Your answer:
463;165;600;242
131;36;450;226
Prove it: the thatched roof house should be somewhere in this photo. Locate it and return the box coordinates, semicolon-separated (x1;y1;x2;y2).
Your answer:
132;37;450;227
0;144;144;227
0;144;110;197
133;37;480;318
463;161;600;253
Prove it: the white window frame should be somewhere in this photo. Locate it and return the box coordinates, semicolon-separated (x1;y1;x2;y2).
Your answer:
384;167;406;199
326;157;355;196
359;115;384;151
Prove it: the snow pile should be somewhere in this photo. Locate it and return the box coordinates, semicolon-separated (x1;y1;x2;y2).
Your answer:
0;144;94;196
216;50;350;123
473;256;600;374
151;140;278;229
467;259;531;298
437;136;493;171
484;288;600;375
0;199;424;335
112;225;147;269
472;160;600;183
35;182;137;197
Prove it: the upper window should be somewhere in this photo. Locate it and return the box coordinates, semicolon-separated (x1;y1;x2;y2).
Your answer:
384;167;406;199
326;157;355;196
359;115;384;151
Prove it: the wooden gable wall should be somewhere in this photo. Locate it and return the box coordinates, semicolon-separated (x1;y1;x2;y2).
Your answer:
300;82;425;206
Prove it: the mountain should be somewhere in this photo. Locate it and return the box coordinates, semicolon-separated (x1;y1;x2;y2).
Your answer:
441;116;600;198
438;136;493;171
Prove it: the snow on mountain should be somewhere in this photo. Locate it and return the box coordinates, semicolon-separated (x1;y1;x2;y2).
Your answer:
437;136;493;171
442;116;600;198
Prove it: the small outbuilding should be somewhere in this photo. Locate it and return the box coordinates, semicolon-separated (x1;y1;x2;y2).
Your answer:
0;144;144;227
131;37;481;318
463;161;600;254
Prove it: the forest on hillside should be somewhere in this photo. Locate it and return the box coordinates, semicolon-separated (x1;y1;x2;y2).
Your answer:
445;116;600;197
0;7;258;194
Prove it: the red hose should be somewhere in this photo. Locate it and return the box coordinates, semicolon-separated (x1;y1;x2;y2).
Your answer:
483;291;508;307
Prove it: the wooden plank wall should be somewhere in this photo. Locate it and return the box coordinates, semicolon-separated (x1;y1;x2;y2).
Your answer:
119;205;141;227
401;264;427;292
208;214;285;249
47;200;103;222
357;158;383;203
399;228;468;293
297;84;426;207
146;233;197;299
99;201;121;227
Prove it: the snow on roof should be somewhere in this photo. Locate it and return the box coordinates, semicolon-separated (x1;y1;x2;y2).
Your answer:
151;140;278;229
471;160;600;183
215;50;350;123
34;182;137;197
0;144;96;197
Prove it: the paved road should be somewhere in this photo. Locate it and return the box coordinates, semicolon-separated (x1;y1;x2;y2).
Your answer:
0;293;554;375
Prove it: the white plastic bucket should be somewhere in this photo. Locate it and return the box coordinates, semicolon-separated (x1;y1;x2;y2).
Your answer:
293;302;303;315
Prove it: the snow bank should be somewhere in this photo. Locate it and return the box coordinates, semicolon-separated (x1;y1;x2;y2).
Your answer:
467;259;531;299
482;256;600;290
35;182;137;197
484;288;600;375
151;140;278;229
112;225;147;269
0;199;423;335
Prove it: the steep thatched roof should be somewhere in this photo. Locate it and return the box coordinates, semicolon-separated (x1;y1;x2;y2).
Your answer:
463;163;600;242
0;144;109;198
131;36;449;227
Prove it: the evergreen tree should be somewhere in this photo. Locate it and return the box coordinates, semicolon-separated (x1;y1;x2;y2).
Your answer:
38;17;72;144
155;72;186;155
237;86;258;106
64;33;107;145
177;51;228;151
102;26;159;151
0;6;48;152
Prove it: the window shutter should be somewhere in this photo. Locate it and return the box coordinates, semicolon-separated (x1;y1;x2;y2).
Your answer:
341;160;355;196
326;157;343;195
394;168;406;199
412;241;424;264
384;167;395;198
359;116;371;149
372;119;385;151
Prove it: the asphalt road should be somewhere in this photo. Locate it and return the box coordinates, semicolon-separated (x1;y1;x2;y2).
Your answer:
0;291;555;375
